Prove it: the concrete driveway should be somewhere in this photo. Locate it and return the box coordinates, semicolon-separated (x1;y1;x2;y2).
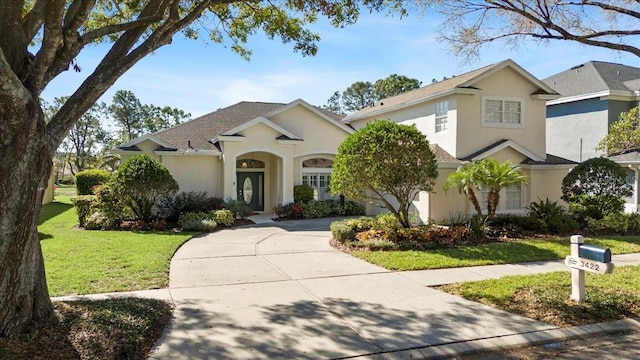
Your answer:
148;218;563;359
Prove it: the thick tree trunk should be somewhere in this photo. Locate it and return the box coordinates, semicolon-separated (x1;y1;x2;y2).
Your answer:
0;94;55;337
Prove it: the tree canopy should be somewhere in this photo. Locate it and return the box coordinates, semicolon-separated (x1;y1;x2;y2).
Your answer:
323;73;422;114
0;0;408;337
431;1;640;61
597;106;640;156
330;121;438;228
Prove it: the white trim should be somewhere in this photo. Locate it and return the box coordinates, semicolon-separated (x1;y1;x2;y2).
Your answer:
117;134;177;150
481;96;525;129
265;98;354;134
546;89;639;105
219;116;302;140
277;139;304;145
156;150;221;156
215;135;245;142
344;88;477;122
470;140;545;162
296;150;338;158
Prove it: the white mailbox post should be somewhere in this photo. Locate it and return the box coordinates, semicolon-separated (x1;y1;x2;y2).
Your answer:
564;235;614;302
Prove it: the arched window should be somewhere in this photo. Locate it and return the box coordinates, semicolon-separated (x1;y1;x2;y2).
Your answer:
301;158;334;200
237;159;265;169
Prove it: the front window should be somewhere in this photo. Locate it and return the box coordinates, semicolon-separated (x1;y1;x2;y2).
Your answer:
435;100;448;133
302;158;334;200
483;97;523;127
475;184;522;213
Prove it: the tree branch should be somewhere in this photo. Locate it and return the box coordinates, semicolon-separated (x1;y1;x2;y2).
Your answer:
22;0;47;42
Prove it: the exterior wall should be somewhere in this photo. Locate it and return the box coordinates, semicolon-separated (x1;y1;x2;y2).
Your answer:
427;166;468;223
161;155;221;196
456;67;547;159
546;98;608;162
42;169;55;204
608;100;636;126
526;165;573;207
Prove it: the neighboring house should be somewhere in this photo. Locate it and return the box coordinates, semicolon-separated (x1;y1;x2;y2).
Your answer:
343;59;576;222
543;61;640;163
113;99;353;212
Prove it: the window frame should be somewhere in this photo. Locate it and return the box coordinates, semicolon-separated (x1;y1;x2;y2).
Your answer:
435;100;448;133
481;96;525;128
474;184;524;214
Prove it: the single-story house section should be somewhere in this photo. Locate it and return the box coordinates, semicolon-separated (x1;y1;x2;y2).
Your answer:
607;151;640;213
112;99;353;212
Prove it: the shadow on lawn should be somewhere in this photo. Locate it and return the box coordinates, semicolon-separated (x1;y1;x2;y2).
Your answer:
434;241;563;264
39;201;74;224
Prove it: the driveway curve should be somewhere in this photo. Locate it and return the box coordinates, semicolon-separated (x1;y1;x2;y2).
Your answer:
150;218;558;359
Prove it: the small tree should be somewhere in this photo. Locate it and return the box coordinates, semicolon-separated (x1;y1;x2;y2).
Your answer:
562;157;632;221
478;159;527;219
111;154;179;222
444;163;484;217
331;121;438;228
597;107;640;156
444;159;526;219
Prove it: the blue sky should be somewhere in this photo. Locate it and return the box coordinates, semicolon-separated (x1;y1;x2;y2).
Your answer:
42;9;640;118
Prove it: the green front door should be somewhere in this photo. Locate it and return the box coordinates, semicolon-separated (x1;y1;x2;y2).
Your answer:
237;172;264;211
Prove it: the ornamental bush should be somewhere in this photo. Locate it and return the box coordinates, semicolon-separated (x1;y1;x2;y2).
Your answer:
75;169;111;195
71;195;96;227
212;209;234;227
110;153;179;222
294;184;314;204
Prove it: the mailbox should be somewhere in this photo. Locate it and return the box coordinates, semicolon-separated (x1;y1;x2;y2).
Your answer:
578;244;611;263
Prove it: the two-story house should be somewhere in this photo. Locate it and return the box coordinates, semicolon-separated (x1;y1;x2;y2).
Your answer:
543;61;640;163
343;59;575;222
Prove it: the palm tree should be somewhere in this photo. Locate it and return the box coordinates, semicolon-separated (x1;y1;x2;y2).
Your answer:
444;163;484;217
477;159;527;219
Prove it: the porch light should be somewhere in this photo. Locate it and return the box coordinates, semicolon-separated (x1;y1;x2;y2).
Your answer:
241;161;248;168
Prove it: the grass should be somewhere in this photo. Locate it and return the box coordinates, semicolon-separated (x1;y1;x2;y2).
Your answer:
440;265;640;327
40;196;196;296
350;236;640;271
0;298;171;360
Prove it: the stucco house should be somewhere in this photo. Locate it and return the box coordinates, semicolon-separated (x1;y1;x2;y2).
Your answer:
343;59;576;222
543;61;640;163
113;99;353;212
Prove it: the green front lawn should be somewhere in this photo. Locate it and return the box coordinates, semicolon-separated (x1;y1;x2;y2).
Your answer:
40;196;196;296
351;236;640;271
440;265;640;327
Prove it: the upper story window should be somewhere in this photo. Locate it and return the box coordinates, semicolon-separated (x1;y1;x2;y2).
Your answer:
435;100;448;133
482;97;524;128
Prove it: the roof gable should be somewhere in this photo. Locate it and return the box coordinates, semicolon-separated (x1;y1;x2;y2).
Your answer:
543;61;640;98
345;59;558;122
462;139;545;162
219;116;302;140
265;99;353;134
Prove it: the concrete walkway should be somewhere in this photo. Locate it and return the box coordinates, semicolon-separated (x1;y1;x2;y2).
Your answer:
54;218;640;359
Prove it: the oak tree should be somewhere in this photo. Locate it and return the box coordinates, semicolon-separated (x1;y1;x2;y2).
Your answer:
0;0;406;337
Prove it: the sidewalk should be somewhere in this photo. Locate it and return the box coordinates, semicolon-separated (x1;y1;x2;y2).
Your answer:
52;219;640;359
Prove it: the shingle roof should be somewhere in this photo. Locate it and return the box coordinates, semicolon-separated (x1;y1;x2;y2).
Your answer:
344;62;499;121
608;150;640;163
430;144;463;164
522;154;577;165
543;61;640;97
153;101;286;150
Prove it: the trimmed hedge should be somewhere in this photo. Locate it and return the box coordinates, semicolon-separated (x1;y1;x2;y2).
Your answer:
75;169;111;195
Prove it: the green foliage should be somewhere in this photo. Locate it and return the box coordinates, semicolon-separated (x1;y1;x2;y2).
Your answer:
330;221;356;243
445;158;527;219
110;154;179;222
91;183;126;227
490;214;541;231
331;121;438;228
526;198;578;233
373;213;401;238
294;184;314;204
466;215;487;240
302;200;332;218
75;169;111;195
225;199;254;219
562;157;631;220
373;74;422;99
178;212;209;232
587;213;640;235
597;106;640;155
71;195;96;227
345;216;377;232
212;209;235;227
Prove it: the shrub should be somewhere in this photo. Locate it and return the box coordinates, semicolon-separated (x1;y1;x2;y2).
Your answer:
443;211;470;226
330;221;356;243
177;191;215;213
201;219;218;232
178;212;208;232
59;174;75;185
75;169;111;195
303;200;332;218
373;213;401;241
345;216;376;232
490;214;541;231
71;195;96;227
526;198;578;233
225;199;254;219
282;202;305;219
294;184;314;204
92;183;125;227
466;215;487;240
212;209;234;227
587;213;640;235
111;154;179;222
